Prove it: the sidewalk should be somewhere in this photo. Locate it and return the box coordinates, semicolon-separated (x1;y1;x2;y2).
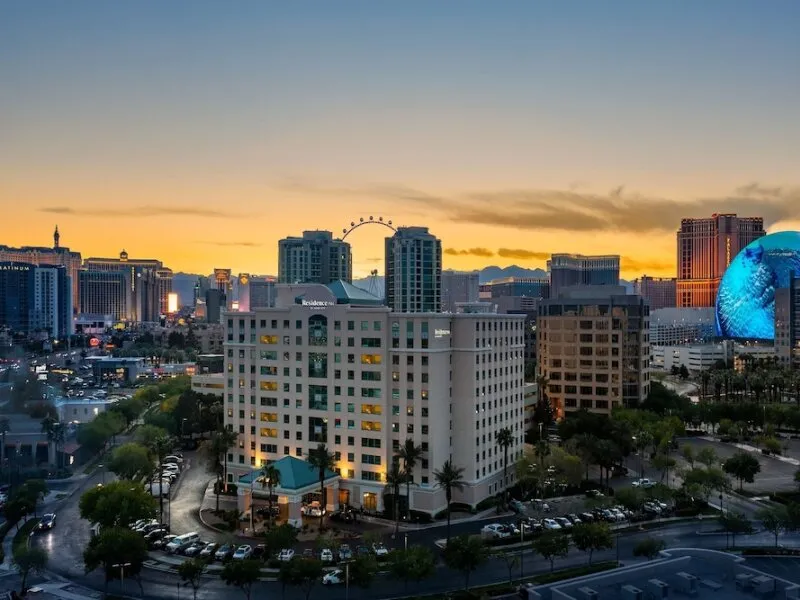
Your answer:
0;516;33;573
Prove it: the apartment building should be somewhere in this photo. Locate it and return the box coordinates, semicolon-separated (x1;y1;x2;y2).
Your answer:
632;276;677;310
223;282;525;515
278;231;352;285
385;227;442;313
547;254;620;299
537;287;650;418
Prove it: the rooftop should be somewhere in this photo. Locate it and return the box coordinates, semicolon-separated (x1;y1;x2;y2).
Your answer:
238;456;337;491
326;280;384;306
527;549;799;600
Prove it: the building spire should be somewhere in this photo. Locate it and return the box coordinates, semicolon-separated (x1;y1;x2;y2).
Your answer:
53;225;60;249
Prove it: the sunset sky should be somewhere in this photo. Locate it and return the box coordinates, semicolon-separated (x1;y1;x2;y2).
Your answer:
2;1;799;278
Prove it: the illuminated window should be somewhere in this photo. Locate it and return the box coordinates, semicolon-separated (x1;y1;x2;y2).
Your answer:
360;354;382;365
260;335;278;344
260;413;278;422
260;381;278;391
259;428;278;438
361;421;382;432
360;404;382;415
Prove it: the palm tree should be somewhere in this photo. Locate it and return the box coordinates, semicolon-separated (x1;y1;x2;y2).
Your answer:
148;432;173;523
434;460;465;545
496;428;513;503
307;443;336;528
396;438;424;521
40;416;64;469
536;374;551;422
260;463;281;527
384;461;406;535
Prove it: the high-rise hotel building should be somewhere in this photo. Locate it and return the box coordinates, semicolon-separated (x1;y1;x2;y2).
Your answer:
222;281;525;514
0;262;72;338
547;254;620;299
537;287;650;418
676;214;764;308
385;227;442;313
278;231;352;285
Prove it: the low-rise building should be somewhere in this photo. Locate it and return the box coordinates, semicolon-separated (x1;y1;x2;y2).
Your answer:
649;307;715;346
84;356;144;383
55;396;118;423
651;341;775;372
191;372;224;397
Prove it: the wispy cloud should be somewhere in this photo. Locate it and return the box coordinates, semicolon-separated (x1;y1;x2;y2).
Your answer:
193;241;263;248
620;256;675;274
281;177;799;234
497;248;550;260
39;206;247;219
444;247;495;257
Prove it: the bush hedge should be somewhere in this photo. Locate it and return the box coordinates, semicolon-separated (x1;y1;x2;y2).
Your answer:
533;561;619;585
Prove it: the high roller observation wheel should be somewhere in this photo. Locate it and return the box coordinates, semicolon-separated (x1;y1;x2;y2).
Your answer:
341;216;396;240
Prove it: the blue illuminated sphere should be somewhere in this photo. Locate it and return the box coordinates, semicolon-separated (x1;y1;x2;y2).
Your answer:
715;231;800;340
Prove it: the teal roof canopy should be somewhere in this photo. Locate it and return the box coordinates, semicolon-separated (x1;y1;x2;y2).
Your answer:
326;280;384;306
238;456;338;491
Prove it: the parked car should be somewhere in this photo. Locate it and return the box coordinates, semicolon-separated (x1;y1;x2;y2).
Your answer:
542;518;562;531
585;489;604;498
531;499;551;512
278;549;295;562
579;512;595;523
215;544;235;561
140;523;164;535
372;543;389;557
302;548;314;559
183;541;207;557
133;519;159;533
567;514;582;525
501;523;520;536
481;523;510;539
632;478;655;489
233;545;253;560
319;548;334;563
252;544;266;559
144;528;169;542
509;499;525;514
554;517;572;529
199;542;218;558
301;501;326;517
152;535;176;550
338;544;353;561
356;545;371;557
36;513;56;532
256;506;280;518
322;570;345;585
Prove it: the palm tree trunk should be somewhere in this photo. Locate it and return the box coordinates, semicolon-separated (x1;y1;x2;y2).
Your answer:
215;471;221;513
406;475;411;522
445;490;452;544
319;477;325;529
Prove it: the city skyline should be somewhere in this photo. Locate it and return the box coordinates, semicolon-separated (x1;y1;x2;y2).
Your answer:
3;1;799;277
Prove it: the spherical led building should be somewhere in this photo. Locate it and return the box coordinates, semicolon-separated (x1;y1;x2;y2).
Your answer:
715;231;800;340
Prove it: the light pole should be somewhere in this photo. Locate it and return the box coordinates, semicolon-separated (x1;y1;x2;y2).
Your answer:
519;525;524;580
112;562;132;595
345;561;351;600
98;463;105;485
249;473;255;534
404;533;408;551
181;418;188;440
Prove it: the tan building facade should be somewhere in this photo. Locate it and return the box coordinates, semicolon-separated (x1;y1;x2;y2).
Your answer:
223;282;525;515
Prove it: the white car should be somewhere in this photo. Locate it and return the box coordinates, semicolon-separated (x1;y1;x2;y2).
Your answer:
278;548;295;562
301;502;326;517
233;545;252;560
372;543;389;557
322;570;345;585
531;499;551;512
543;518;562;531
481;523;510;539
319;548;334;563
632;478;655;489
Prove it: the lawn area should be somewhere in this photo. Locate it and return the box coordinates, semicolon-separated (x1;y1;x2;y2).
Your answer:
532;561;620;585
12;518;39;552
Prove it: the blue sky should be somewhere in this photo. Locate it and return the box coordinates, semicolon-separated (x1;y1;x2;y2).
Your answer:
1;1;798;275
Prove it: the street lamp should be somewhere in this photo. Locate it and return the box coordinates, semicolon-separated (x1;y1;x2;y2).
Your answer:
98;463;105;485
112;562;132;595
181;418;188;439
404;533;408;551
519;525;525;580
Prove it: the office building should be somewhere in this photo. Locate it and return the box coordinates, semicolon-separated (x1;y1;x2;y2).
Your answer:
236;275;276;312
205;289;226;324
488;277;550;300
547;254;620;298
775;274;800;367
223;282;525;516
78;266;160;323
441;270;479;312
385;226;442;313
537;287;650;418
632;276;677;310
0;227;82;310
83;250;173;315
651;341;774;373
278;231;352;285
676;213;765;308
649;307;715;346
0;262;72;338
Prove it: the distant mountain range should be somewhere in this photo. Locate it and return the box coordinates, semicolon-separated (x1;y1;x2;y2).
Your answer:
175;266;631;306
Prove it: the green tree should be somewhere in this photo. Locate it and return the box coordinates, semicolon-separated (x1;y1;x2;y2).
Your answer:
531;530;570;572
261;463;281;526
111;396;146;426
145;431;173;523
384;461;406;536
262;523;299;558
571;522;613;565
177;557;207;600
79;480;157;529
681;445;695;469
495;550;520;588
201;428;238;512
108;443;153;481
679;364;690;380
13;545;49;595
723;451;761;491
718;512;753;548
614;487;646;513
387;545;436;592
758;506;788;547
433;460;466;546
651;454;677;484
396;438;425;520
18;479;48;518
220;558;262;600
278;558;323;600
348;554;378;589
633;537;666;560
496;427;514;502
307;443;336;528
442;535;490;592
83;526;149;597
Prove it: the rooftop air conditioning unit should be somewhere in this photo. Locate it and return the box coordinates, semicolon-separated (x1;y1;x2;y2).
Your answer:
621;585;643;600
576;587;599;600
674;572;698;596
648;579;669;599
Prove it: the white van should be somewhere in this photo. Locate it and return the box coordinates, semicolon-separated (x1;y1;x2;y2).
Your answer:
166;532;199;554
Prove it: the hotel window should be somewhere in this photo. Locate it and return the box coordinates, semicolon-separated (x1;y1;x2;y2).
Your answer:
259;428;278;438
260;413;278;422
360;321;369;331
260;335;278;344
260;381;278;391
361;354;382;365
361;404;382;415
307;316;326;344
361;421;382;432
